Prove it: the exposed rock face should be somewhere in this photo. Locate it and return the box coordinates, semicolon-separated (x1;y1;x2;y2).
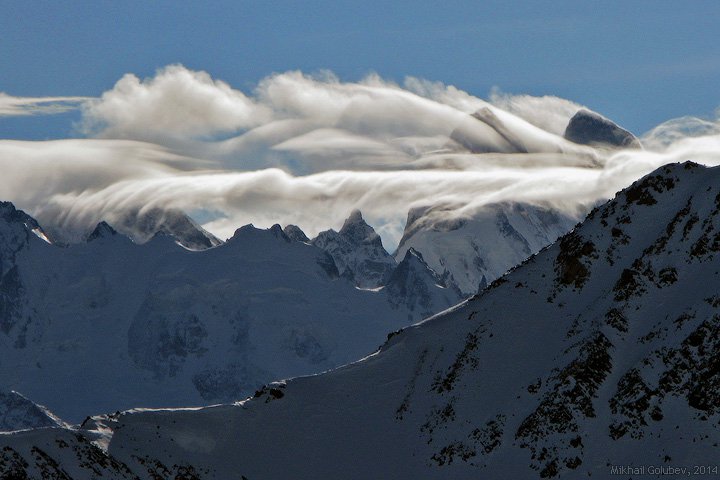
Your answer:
86;221;118;242
312;210;397;288
0;202;45;348
384;248;462;321
563;109;641;149
283;224;310;243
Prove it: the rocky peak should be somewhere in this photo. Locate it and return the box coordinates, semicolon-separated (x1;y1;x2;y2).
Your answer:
0;202;38;228
387;248;442;290
116;207;223;251
338;209;383;248
283;224;310;243
0;202;51;244
385;247;461;321
269;224;290;242
86;221;118;242
563;109;641;149
312;210;396;288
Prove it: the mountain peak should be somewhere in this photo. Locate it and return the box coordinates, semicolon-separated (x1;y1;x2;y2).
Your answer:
396;201;578;296
385;245;460;320
269;223;290;242
340;209;366;231
0;201;53;251
228;223;295;246
283;224;310;243
0;201;49;240
403;247;424;263
312;210;396;288
337;210;384;249
87;221;118;242
116;207;223;251
564;109;641;149
0;390;66;432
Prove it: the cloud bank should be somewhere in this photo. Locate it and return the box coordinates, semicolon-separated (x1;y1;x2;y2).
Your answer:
3;65;720;249
0;93;88;117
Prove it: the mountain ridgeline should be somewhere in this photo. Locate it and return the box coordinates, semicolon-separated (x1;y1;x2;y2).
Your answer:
0;189;574;423
0;162;718;478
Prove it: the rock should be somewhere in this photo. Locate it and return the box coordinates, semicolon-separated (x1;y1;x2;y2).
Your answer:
563;109;641;149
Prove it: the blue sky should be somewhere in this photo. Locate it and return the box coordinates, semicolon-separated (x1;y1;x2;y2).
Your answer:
2;0;719;138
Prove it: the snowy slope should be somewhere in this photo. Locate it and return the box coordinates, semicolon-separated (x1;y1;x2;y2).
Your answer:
312;210;397;288
0;208;456;422
395;201;580;296
2;161;719;478
0;391;66;432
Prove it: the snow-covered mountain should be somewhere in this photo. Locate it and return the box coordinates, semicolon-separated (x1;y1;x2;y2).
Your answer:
384;248;460;322
2;161;718;478
108;207;223;250
43;206;223;250
0;207;456;422
0;391;66;432
312;209;397;288
395;202;580;296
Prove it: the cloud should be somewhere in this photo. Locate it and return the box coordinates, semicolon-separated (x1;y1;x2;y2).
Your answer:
488;88;584;136
0;93;88;117
641;115;720;150
81;65;272;140
3;65;720;250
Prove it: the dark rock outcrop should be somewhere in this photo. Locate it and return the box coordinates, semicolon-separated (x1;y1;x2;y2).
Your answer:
563;109;641;149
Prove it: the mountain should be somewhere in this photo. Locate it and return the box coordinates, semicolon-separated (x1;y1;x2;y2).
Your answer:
0;201;53;245
0;390;66;432
564;109;641;149
395;202;580;296
282;224;310;243
312;210;397;288
385;248;462;322
0;206;455;422
114;207;223;250
2;161;717;478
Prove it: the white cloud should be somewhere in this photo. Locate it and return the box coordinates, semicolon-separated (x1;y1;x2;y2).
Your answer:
3;65;720;250
81;65;272;140
0;93;88;117
488;88;584;136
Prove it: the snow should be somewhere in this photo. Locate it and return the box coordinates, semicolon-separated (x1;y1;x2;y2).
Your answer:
0;207;457;423
395;201;580;296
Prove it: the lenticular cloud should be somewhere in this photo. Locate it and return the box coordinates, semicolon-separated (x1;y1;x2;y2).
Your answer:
2;64;720;248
